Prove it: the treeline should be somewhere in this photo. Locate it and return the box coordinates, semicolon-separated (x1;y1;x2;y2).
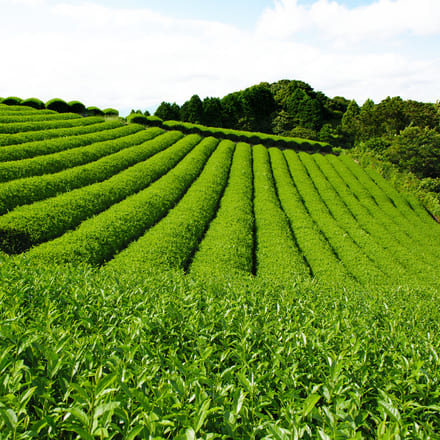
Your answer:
149;80;440;182
149;80;349;143
0;96;118;117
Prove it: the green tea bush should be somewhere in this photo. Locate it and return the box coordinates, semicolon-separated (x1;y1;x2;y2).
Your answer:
27;136;218;264
0;131;187;252
46;98;70;113
0;124;147;182
0;128;166;215
86;106;104;116
2;96;22;105
103;108;119;116
68;100;87;114
21;97;45;109
109;139;235;273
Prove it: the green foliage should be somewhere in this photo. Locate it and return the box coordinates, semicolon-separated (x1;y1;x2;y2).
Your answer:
0;124;145;182
1;96;22;105
86;106;104;116
0;103;440;438
154;101;181;120
27;136;218;265
46;98;70;113
0;119;123;162
253;144;310;281
0;127;165;215
21;97;45;109
1;258;439;438
190;142;254;278
67;100;86;114
110;139;235;273
126;113;149;125
0;117;109;147
387;126;440;178
103;108;119;117
341;99;361;140
202;97;223;127
0;130;183;253
180;94;204;124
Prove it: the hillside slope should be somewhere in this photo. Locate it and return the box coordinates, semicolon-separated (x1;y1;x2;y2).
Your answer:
1;103;440;438
1;103;439;289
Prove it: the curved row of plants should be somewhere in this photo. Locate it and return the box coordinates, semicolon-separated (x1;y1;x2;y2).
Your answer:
0;120;129;161
189;142;255;279
0;117;115;147
0;125;157;182
252;144;310;281
127;113;332;153
269;148;353;286
26;136;220;264
0;131;190;253
0;130;181;215
108;139;236;273
0;98;118;116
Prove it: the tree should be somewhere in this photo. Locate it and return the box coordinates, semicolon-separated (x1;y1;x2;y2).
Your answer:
220;92;244;128
241;84;276;132
180;95;203;123
387;126;440;178
341;100;361;142
202;97;223;127
154;101;180;120
359;98;377;140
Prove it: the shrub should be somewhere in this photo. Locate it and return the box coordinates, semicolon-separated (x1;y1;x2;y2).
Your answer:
103;108;119;117
46;98;70;113
126;113;149;125
68;101;86;114
2;96;22;106
21;98;45;110
86;106;104;116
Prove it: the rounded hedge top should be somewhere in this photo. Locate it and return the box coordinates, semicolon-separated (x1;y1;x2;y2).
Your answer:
46;98;70;113
68;101;87;114
2;96;23;105
21;98;45;110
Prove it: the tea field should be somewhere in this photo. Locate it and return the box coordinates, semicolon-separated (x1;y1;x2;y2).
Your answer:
0;103;439;438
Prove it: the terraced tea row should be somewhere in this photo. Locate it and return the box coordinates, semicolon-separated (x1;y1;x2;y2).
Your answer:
1;109;439;287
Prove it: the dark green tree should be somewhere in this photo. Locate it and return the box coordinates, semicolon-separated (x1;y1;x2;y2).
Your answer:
220;92;244;128
341;100;361;142
387;126;440;178
202;97;223;127
154;101;180;120
180;95;203;124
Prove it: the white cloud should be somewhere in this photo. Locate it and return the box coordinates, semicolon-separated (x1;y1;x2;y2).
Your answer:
257;0;440;40
0;0;439;114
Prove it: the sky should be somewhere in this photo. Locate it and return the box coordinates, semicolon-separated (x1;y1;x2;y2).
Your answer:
1;0;439;115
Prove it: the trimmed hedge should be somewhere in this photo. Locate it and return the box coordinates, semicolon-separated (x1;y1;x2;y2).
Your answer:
0;120;128;162
0;131;190;253
68;101;87;114
0;117;109;147
0;124;152;182
109;139;236;273
2;97;22;106
26;136;219;264
190;142;255;279
154;120;332;152
103;108;119;117
0;129;179;215
21;98;45;110
86;106;104;116
45;98;70;113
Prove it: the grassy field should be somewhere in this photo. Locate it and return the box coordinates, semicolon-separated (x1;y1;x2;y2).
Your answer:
0;103;440;438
